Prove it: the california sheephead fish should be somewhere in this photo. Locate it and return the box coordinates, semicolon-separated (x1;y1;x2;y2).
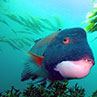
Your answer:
21;28;95;86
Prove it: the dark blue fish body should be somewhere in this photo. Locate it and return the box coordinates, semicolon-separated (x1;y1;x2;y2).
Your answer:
43;28;94;80
21;28;95;85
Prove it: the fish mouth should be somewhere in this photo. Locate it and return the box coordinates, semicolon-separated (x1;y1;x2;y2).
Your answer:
75;55;94;66
54;55;94;79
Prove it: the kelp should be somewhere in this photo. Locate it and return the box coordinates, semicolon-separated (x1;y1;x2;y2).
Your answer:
0;35;35;50
5;13;62;34
0;2;63;50
84;0;97;32
84;1;97;41
0;3;7;12
0;17;16;33
87;11;97;19
84;10;97;33
2;0;9;3
3;14;62;50
0;0;9;13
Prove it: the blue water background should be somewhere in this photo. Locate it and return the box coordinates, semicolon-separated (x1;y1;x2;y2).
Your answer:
0;0;97;96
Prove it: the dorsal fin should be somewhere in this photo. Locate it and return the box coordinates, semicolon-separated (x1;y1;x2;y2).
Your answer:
32;31;60;49
27;51;44;67
34;39;41;44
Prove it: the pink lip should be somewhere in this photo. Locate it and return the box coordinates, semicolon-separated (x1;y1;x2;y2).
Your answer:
76;55;94;65
54;55;94;79
84;56;94;65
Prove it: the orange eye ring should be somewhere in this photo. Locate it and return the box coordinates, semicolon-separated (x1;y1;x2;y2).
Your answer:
63;38;70;45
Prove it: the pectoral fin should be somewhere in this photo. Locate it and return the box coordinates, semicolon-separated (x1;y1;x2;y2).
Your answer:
27;51;44;67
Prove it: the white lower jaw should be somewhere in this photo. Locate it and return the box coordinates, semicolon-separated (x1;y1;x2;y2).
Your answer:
54;60;93;78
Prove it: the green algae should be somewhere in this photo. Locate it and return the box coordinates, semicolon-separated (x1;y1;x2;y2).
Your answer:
83;1;97;41
0;80;86;97
1;80;97;97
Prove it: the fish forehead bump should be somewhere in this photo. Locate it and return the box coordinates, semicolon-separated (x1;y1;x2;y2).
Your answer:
57;28;86;39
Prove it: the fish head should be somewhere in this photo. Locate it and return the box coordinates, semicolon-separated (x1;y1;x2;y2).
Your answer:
43;28;95;80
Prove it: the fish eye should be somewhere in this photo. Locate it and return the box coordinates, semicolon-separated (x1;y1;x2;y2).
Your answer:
63;37;70;45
